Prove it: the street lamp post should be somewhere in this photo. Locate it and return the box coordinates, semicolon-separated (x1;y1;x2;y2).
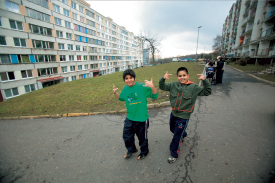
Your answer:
195;26;202;66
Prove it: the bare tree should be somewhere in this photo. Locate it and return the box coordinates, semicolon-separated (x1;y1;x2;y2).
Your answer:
139;30;162;66
212;34;222;58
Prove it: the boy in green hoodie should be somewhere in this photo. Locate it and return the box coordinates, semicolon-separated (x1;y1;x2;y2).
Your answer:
159;67;211;163
113;69;158;160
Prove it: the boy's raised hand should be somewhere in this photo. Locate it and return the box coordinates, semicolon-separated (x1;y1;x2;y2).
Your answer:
144;78;154;88
164;71;172;79
197;74;205;80
113;84;118;94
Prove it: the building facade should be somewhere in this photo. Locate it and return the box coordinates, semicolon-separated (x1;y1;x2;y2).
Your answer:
0;0;143;101
143;48;149;65
221;0;275;64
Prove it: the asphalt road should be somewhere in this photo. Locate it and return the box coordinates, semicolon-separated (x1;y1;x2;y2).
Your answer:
0;66;275;183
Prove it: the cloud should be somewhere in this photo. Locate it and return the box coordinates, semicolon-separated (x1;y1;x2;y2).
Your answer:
87;1;235;57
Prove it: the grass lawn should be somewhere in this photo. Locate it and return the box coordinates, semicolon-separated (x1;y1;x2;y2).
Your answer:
228;63;268;72
256;74;275;83
0;62;205;117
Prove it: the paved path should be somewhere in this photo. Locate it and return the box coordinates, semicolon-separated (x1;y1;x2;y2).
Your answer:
0;66;275;183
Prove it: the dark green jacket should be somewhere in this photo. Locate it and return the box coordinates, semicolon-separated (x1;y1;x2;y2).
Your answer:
159;77;211;119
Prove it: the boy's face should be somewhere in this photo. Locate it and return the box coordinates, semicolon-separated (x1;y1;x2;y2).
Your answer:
177;71;190;85
124;75;136;87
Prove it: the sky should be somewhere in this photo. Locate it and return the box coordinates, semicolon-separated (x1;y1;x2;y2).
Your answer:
87;1;235;58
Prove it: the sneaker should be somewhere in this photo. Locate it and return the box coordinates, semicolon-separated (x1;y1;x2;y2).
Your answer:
182;133;188;142
168;156;177;164
124;149;138;159
137;150;149;160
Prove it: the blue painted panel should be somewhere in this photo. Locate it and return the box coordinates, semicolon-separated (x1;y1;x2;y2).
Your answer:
30;55;36;63
96;40;98;44
11;55;18;64
85;28;87;33
79;36;82;42
86;38;88;42
78;26;81;31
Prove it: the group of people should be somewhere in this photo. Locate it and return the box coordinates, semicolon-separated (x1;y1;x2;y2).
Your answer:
205;56;225;84
112;66;212;164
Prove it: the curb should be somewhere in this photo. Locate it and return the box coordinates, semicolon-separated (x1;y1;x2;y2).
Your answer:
227;65;275;86
1;101;171;120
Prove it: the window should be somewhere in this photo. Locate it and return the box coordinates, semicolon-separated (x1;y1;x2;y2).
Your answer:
69;55;74;61
35;55;55;62
56;31;63;38
14;38;26;47
71;76;76;81
37;67;58;76
61;66;67;73
4;88;19;98
73;13;77;20
112;24;116;29
0;55;11;63
90;56;97;60
28;0;48;8
9;20;23;30
26;8;50;22
84;64;88;69
0;72;15;81
17;55;30;63
5;0;20;13
71;1;76;9
29;24;52;36
68;44;73;50
79;6;83;13
55;18;61;25
86;10;94;18
63;9;69;17
76;45;80;51
0;36;7;45
32;40;54;49
0;17;2;27
75;35;80;41
90;47;97;53
84;56;87;60
78;65;82;70
21;70;33;78
77;55;81;60
58;43;64;49
66;33;72;39
64;77;69;82
60;55;66;61
90;63;97;68
62;0;68;5
87;20;95;27
53;4;60;13
65;21;71;28
83;46;87;51
24;84;35;93
70;66;75;71
87;29;96;36
80;16;84;23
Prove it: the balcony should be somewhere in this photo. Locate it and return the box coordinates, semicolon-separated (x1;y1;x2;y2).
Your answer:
250;48;275;56
242;51;250;57
243;5;250;17
243;38;251;45
261;27;275;38
264;6;275;21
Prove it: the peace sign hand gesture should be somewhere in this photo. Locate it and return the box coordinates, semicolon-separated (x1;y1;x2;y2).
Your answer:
164;71;172;79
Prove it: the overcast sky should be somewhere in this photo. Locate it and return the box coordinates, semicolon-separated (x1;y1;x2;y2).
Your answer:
87;1;235;58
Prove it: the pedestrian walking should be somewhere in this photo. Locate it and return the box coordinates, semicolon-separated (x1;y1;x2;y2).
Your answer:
159;67;212;163
113;69;158;160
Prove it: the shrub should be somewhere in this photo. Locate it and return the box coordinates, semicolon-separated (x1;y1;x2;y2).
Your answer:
237;57;247;66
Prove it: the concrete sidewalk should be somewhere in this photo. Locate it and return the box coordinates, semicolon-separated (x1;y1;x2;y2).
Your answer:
0;66;275;183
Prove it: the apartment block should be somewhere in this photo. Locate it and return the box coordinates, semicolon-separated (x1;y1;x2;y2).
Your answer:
221;0;275;64
0;0;143;101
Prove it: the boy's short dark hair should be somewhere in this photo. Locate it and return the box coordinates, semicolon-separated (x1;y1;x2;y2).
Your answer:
177;67;188;75
209;62;214;66
123;69;136;81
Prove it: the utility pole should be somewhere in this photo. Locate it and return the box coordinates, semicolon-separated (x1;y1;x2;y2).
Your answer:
195;26;202;66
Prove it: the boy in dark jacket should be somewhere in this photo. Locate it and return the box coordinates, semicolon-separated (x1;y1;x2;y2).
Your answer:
113;69;158;160
159;67;211;163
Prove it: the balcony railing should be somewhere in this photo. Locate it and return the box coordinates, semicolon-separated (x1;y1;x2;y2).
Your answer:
250;48;275;56
244;38;251;45
261;27;275;38
265;6;275;20
246;24;253;32
243;51;250;56
243;6;250;17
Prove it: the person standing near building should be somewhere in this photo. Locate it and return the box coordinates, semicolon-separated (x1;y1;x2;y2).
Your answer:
216;56;224;84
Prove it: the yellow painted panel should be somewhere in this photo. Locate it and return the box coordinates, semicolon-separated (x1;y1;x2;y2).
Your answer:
48;2;53;10
54;42;58;50
76;75;79;79
56;55;60;62
57;67;61;73
19;5;26;16
23;23;30;32
72;34;75;40
32;69;38;77
69;11;73;18
52;29;57;37
50;16;55;24
26;39;33;48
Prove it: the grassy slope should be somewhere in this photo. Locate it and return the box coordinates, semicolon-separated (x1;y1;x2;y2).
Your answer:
0;62;204;117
